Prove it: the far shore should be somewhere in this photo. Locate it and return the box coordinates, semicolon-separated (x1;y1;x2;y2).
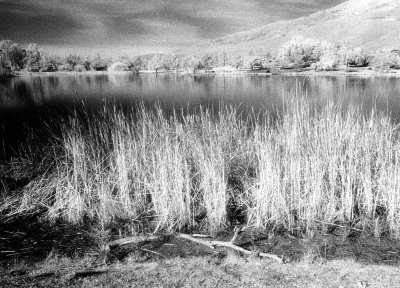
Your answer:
280;69;400;78
11;67;400;78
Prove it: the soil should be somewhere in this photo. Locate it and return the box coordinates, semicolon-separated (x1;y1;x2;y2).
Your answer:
1;218;400;287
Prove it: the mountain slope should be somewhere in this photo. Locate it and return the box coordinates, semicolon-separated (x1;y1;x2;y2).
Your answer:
194;0;400;55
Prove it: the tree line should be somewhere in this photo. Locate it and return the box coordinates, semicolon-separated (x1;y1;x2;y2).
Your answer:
0;39;273;73
278;36;400;71
1;37;399;74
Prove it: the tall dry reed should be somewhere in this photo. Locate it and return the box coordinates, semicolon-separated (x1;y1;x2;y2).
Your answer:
5;98;400;238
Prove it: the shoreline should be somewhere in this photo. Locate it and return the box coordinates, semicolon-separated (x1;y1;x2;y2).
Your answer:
11;68;400;78
280;69;400;78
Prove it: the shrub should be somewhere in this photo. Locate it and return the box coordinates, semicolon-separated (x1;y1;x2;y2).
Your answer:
147;55;164;72
128;56;143;73
40;56;59;72
345;47;368;67
370;52;400;71
0;40;26;70
65;54;81;70
74;64;87;72
108;62;128;72
39;66;54;72
243;56;264;70
315;53;340;71
90;57;108;71
279;36;322;68
24;43;41;72
58;64;74;71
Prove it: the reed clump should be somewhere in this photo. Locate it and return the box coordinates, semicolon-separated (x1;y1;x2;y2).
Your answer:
3;98;400;238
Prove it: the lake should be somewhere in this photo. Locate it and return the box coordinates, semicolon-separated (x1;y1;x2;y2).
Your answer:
2;73;400;114
1;73;400;157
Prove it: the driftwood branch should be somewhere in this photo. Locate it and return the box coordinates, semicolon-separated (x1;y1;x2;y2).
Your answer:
177;232;283;263
177;233;215;249
192;234;212;238
230;226;242;244
102;230;283;263
107;235;159;249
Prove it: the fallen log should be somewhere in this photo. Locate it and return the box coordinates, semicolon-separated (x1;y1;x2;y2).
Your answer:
177;227;283;263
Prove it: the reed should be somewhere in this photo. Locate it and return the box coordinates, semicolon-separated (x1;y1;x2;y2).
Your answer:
3;97;400;238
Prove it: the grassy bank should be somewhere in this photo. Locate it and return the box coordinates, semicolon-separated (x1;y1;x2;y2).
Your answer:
2;98;400;239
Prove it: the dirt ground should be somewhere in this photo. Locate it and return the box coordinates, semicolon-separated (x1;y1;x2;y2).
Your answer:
1;250;400;287
2;223;400;287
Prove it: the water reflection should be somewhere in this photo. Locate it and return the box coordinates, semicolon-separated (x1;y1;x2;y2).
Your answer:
1;73;400;119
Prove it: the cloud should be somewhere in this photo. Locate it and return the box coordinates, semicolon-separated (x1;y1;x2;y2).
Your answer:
0;1;87;45
0;0;347;55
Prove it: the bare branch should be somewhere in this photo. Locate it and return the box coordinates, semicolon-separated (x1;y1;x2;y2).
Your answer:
177;233;215;249
192;234;212;238
177;233;283;263
108;235;159;248
230;226;242;244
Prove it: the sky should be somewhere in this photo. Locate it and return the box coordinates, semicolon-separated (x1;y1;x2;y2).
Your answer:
0;0;347;56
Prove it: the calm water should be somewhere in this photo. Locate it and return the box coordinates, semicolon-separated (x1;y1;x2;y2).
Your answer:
1;73;400;156
2;73;400;114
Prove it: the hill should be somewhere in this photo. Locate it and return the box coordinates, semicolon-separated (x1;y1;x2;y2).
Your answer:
191;0;400;55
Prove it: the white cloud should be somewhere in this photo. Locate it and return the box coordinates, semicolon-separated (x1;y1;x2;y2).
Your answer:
0;0;348;55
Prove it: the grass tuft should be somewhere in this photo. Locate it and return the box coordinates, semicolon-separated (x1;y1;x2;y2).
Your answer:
2;97;400;238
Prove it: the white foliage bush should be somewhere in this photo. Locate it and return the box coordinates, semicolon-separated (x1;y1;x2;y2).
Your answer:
278;36;322;66
108;62;128;72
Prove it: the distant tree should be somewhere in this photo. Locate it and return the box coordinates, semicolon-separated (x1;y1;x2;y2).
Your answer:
169;55;180;71
312;41;341;71
370;51;400;71
108;62;128;72
160;54;174;71
243;55;263;70
216;52;228;67
0;40;26;70
82;57;91;71
116;55;130;64
9;45;25;70
188;56;203;73
345;47;368;67
279;36;321;68
128;56;143;73
227;53;243;70
40;54;62;72
140;57;148;70
74;64;87;72
243;56;254;70
336;43;350;65
0;52;5;68
58;64;74;71
315;53;340;71
65;54;82;70
201;53;216;70
260;57;270;69
90;54;108;71
178;57;189;72
0;40;16;67
147;55;164;73
24;43;41;72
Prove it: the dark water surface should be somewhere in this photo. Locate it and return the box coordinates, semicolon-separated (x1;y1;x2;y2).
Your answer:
2;73;400;114
1;73;400;156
